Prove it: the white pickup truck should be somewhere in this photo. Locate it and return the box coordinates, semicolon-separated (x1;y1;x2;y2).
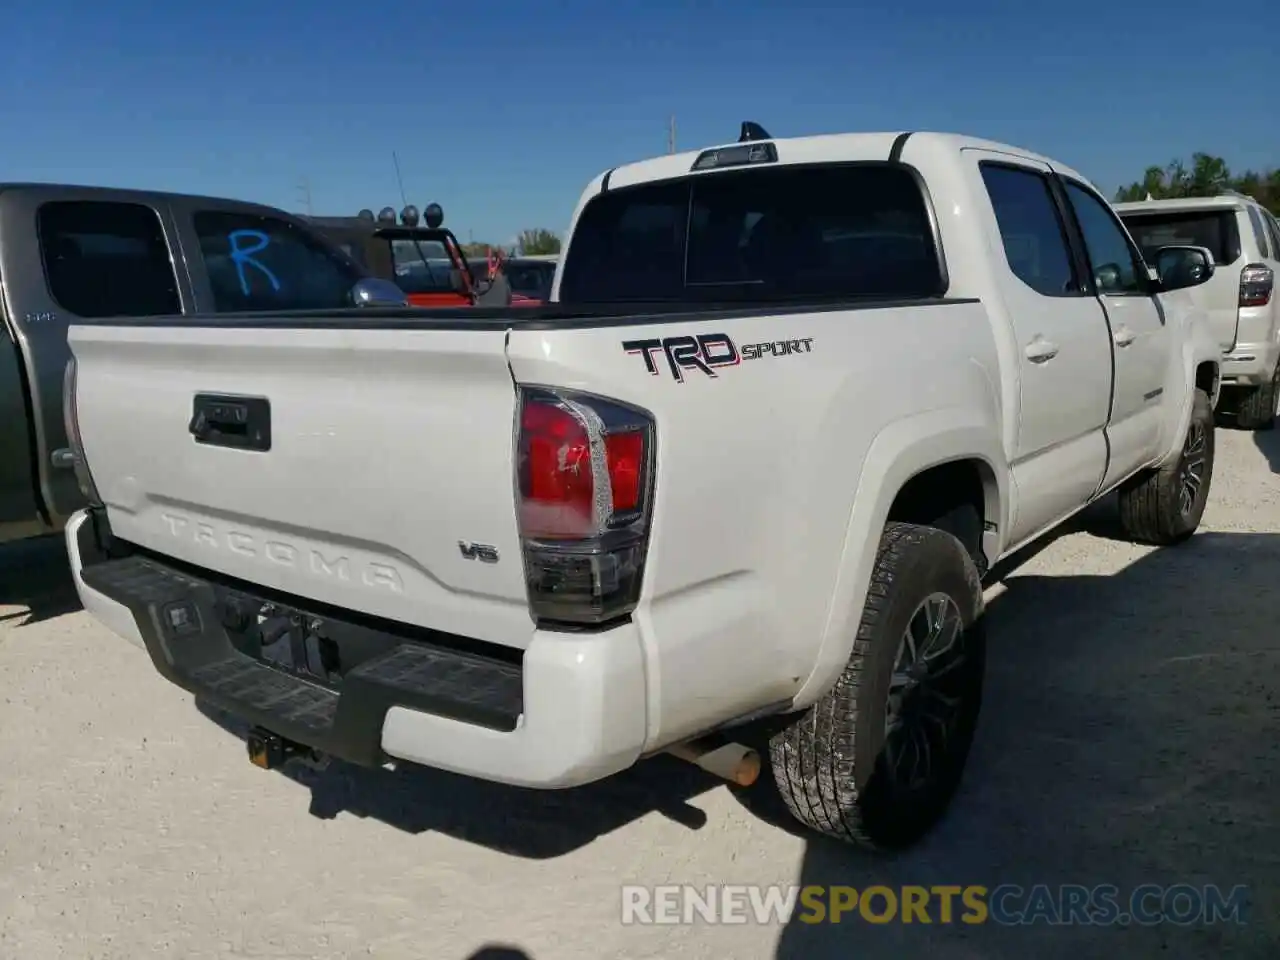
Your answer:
65;125;1223;851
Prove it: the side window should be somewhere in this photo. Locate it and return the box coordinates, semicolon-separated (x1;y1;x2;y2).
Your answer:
979;164;1079;298
37;200;181;318
1245;205;1271;259
192;211;363;313
1264;212;1280;263
1063;181;1147;295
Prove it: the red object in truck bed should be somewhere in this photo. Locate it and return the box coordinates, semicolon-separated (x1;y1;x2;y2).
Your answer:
406;291;474;307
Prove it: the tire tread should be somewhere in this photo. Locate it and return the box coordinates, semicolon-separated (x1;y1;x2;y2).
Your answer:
1117;388;1214;545
769;522;979;849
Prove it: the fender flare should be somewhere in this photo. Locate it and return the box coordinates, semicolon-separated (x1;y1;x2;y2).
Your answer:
791;407;1010;709
1156;328;1221;467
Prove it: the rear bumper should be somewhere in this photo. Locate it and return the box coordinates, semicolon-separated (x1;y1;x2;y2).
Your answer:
66;509;648;789
1221;339;1280;385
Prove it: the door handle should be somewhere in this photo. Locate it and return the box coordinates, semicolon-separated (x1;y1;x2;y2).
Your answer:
1024;337;1059;363
1113;326;1137;348
189;394;272;452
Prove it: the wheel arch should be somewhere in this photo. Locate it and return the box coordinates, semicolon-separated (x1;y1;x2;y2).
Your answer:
791;408;1009;710
1157;330;1221;467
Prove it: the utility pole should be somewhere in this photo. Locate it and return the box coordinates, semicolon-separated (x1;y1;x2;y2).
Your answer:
297;177;313;217
668;115;676;154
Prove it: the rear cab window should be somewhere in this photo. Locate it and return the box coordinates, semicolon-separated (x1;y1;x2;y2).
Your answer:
37;200;182;318
558;163;945;303
1118;209;1242;268
193;211;363;312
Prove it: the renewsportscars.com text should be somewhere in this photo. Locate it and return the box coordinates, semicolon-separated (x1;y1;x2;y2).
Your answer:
620;883;1250;926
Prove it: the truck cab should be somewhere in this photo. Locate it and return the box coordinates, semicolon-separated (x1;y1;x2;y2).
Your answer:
0;183;400;549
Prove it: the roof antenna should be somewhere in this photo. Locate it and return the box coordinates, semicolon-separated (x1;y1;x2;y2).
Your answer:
391;150;409;207
739;121;771;143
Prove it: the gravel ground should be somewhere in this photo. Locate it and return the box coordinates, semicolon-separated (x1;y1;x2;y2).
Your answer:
1;427;1277;960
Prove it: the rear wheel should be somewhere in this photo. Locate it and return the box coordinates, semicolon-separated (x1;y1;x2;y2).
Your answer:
768;522;985;850
1235;361;1279;431
1116;387;1215;545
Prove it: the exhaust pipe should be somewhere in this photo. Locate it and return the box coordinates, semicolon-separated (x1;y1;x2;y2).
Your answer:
667;738;761;786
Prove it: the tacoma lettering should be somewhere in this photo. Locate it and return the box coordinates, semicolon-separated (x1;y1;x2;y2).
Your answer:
158;512;403;592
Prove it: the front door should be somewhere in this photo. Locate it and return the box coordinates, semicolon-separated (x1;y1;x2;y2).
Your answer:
1056;177;1169;489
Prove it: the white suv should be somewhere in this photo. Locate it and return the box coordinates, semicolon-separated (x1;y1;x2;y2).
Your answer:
1117;192;1280;429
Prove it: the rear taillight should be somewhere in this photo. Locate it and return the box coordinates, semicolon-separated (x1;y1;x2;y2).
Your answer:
1239;263;1274;307
516;386;655;626
62;356;102;505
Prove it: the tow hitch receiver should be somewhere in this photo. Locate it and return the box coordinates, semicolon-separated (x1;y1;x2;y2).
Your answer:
246;726;327;771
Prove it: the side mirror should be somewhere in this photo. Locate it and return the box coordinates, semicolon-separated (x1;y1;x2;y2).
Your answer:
350;277;408;307
1154;245;1216;292
1094;263;1122;292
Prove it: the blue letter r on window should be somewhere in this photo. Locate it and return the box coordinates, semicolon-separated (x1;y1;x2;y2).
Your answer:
227;229;282;296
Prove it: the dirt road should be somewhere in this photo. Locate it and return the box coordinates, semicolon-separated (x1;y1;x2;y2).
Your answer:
2;429;1277;959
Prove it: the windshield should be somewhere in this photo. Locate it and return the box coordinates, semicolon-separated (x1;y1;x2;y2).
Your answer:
1119;210;1242;268
386;237;491;293
557;163;944;303
387;238;469;294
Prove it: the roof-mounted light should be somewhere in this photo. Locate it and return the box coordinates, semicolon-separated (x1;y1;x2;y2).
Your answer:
692;141;778;171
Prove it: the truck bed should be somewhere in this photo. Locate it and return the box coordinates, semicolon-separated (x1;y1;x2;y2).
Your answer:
67;295;986;669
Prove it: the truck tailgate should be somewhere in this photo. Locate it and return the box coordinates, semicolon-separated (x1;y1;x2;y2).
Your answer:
68;323;534;650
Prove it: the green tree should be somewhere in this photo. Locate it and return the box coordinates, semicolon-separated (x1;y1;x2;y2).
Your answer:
1113;153;1280;214
517;228;562;256
1188;152;1231;195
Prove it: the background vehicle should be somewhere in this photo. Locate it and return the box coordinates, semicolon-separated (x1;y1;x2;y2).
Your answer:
308;204;509;307
64;125;1221;851
1116;192;1280;429
503;257;557;304
0;183;402;549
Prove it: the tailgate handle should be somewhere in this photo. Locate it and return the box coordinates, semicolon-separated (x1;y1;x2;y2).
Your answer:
190;394;272;452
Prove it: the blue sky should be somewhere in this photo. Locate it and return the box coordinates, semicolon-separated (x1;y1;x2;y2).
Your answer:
4;0;1274;245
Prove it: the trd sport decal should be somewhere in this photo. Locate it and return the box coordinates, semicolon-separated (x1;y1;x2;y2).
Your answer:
622;334;814;382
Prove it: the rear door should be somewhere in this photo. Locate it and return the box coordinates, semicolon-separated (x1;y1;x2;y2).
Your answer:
1119;205;1243;351
0;188;194;526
